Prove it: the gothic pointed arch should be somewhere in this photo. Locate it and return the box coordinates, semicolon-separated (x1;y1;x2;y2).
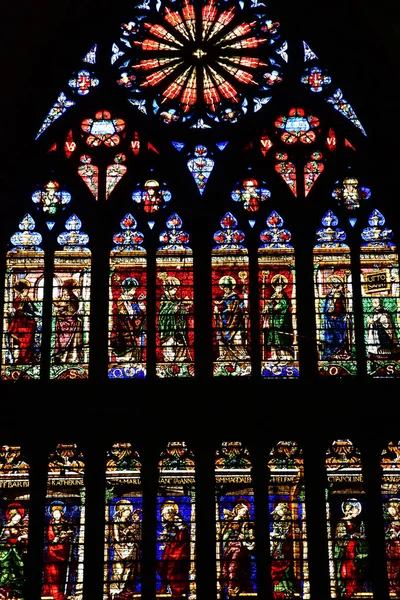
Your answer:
325;439;373;598
108;215;147;379
313;211;356;377
212;213;251;376
0;445;30;600
104;442;143;598
381;441;400;598
258;212;299;378
50;215;91;379
41;443;86;600
156;214;194;377
1;215;44;380
360;210;400;378
215;441;256;599
1;0;393;383
268;440;310;598
1;2;400;600
156;441;196;599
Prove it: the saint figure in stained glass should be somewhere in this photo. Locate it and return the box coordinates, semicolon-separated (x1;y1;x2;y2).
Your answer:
262;274;293;360
156;442;196;599
268;441;310;599
110;277;145;360
314;211;356;376
0;446;30;600
53;279;84;365
381;441;400;597
325;440;372;598
321;275;350;360
215;442;256;600
104;443;143;599
157;501;190;598
158;274;192;363
156;215;194;377
109;214;146;379
333;499;369;598
366;298;400;357
42;501;76;600
360;210;400;377
214;275;250;363
7;279;41;366
384;498;400;597
0;502;29;597
219;500;255;598
41;444;85;600
2;214;44;380
109;501;142;597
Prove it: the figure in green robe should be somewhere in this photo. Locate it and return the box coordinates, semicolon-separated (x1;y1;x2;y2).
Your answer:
0;503;28;598
158;275;191;362
262;274;294;361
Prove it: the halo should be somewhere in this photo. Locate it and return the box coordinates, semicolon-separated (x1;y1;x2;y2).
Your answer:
219;275;236;287
49;500;66;515
161;501;179;514
327;274;343;284
341;498;361;515
115;499;133;511
144;179;159;188
271;274;288;287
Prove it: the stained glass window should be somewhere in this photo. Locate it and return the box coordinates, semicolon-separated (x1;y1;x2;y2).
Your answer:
112;0;284;127
50;215;91;379
304;151;324;197
106;155;127;200
109;215;147;379
212;213;251;376
313;211;356;377
332;177;371;212
31;181;71;216
275;153;297;197
381;441;400;598
231;178;271;213
78;156;99;201
326;89;367;137
156;442;196;599
1;0;387;383
1;214;44;381
215;441;256;599
259;212;299;378
156;214;194;377
275;108;319;145
0;445;30;600
268;441;310;599
187;145;215;195
35;92;75;140
41;444;86;600
104;443;143;599
360;209;400;377
81;111;125;148
325;439;372;598
131;180;172;214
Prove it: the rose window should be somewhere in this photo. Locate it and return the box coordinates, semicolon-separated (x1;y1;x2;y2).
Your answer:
112;0;284;126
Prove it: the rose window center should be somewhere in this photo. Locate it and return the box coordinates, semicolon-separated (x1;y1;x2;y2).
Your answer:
192;48;207;59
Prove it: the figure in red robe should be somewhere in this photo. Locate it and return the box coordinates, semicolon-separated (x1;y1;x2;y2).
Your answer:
157;501;190;598
270;502;295;599
7;279;39;365
42;501;75;600
385;499;400;596
220;501;255;598
334;498;369;598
